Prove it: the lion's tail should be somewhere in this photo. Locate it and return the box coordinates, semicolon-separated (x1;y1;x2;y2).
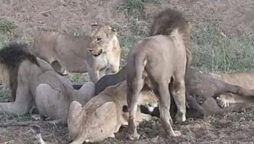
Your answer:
127;53;147;99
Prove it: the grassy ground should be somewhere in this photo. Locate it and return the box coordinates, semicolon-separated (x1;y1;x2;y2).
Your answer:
191;24;254;73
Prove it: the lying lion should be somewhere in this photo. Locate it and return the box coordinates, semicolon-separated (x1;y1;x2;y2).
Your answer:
68;81;157;144
210;71;254;108
67;68;254;143
31;24;121;82
0;43;94;123
95;66;254;118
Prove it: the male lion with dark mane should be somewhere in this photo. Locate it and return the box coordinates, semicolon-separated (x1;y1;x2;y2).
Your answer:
0;43;94;123
31;24;121;82
126;8;191;139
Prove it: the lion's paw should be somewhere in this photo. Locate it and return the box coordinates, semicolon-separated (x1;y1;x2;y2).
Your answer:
127;132;140;140
216;96;229;108
170;130;181;137
175;112;186;123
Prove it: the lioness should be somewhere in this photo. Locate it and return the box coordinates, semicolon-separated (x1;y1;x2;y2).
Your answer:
0;43;94;123
125;8;191;139
31;24;121;82
210;71;254;108
68;81;157;144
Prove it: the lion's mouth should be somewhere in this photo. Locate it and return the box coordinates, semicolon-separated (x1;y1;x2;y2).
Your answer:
92;49;103;57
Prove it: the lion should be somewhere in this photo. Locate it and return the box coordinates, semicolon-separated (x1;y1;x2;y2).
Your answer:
68;81;157;144
31;24;121;82
95;66;254;119
150;69;254;118
209;71;254;108
0;43;95;123
125;8;191;139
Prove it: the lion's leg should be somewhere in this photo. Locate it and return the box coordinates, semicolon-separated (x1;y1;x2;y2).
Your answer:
88;66;99;83
157;82;181;137
216;93;254;108
0;84;32;114
227;85;254;97
105;63;119;75
127;77;144;140
99;69;107;79
171;76;186;122
68;101;83;139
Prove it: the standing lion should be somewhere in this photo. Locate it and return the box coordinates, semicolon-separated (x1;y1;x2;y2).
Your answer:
31;24;121;82
126;8;191;139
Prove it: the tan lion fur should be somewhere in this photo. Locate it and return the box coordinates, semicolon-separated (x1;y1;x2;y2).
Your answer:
95;66;254;119
68;81;157;144
209;71;254;108
0;43;94;123
150;8;192;70
126;8;191;138
31;24;121;82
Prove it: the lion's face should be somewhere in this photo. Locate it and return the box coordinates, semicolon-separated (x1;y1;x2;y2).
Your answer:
88;24;116;57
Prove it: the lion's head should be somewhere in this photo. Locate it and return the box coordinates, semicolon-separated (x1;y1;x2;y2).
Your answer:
88;24;117;56
150;8;192;70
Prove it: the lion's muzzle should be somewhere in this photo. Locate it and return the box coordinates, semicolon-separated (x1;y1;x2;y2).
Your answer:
89;49;103;57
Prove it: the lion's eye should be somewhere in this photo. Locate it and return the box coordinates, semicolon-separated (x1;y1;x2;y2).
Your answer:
97;37;102;41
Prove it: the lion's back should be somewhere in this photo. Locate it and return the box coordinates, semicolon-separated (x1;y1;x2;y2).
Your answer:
212;71;254;89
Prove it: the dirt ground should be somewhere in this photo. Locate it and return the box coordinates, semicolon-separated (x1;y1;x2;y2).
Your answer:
1;0;254;143
1;0;254;39
1;109;254;144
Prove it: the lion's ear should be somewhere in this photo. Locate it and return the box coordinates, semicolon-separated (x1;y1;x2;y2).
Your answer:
106;26;117;38
91;23;99;31
111;27;117;33
186;21;192;29
107;25;116;32
91;23;98;27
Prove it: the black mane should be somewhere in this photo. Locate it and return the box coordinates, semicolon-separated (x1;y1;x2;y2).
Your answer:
0;43;39;100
